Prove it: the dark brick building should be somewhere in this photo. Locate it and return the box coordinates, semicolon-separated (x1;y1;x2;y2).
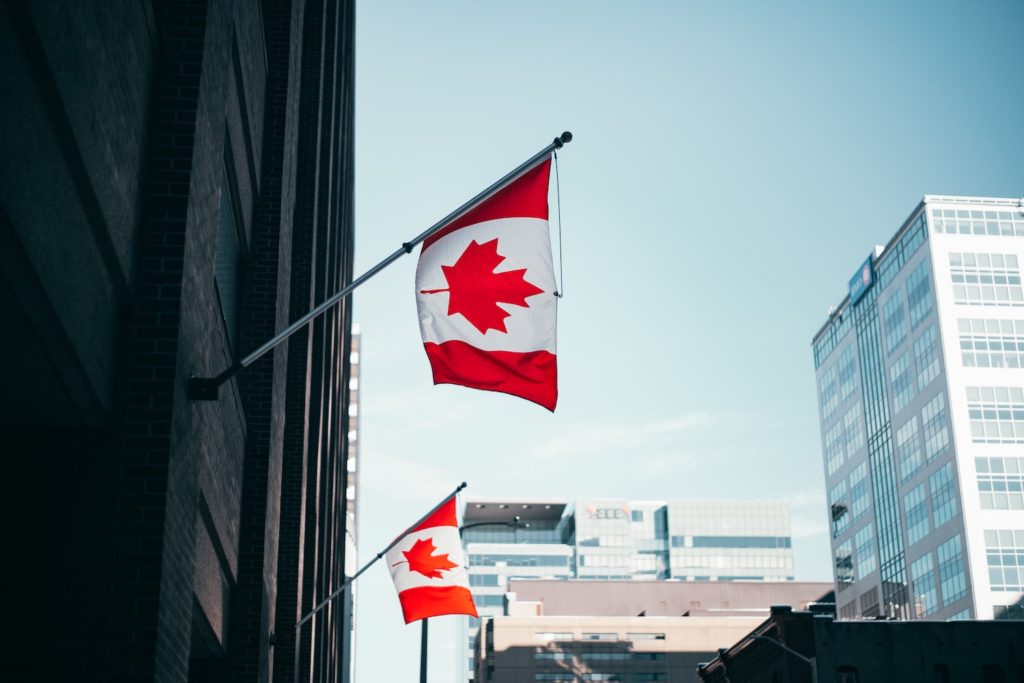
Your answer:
1;1;357;681
697;606;1024;683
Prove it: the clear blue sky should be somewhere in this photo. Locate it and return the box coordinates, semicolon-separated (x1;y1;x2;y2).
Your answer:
352;1;1024;678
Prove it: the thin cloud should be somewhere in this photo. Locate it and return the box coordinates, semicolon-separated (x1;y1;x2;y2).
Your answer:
363;452;457;504
531;412;715;461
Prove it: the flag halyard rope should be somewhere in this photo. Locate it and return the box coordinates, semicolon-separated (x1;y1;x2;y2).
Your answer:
553;149;566;299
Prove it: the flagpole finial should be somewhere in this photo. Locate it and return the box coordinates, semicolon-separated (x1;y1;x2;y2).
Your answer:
458;481;468;492
554;131;573;148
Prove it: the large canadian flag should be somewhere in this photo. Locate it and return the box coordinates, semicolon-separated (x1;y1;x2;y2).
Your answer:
415;159;557;410
386;497;478;623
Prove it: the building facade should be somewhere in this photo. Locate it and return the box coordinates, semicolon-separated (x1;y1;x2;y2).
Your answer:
506;579;834;619
459;498;795;680
476;614;765;683
698;606;1024;683
812;195;1024;622
2;1;357;681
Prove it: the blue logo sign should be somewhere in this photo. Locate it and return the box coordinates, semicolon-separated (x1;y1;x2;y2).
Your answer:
849;255;874;305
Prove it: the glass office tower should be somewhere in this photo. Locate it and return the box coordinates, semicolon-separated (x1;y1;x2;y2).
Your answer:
458;498;794;681
812;195;1024;622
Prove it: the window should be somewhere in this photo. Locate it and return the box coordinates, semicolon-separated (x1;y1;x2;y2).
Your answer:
626;633;666;641
849;462;871;521
839;346;858;401
469;554;569;568
843;402;865;457
888;351;917;413
883;293;908;353
966;386;1024;444
534;675;575;682
581;633;618;641
932;206;1024;237
534;652;572;661
469;574;500;587
854;524;876;578
911;553;938;617
879;212;928;289
534;632;573;643
949;252;1024;307
993;603;1024;620
929;463;959;528
921;392;950;461
914;324;941;387
215;167;244;352
895;417;923;482
904;483;930;545
825;421;844;476
984;529;1024;592
819;366;840;421
959;318;1024;369
937;534;968;605
690;536;791;549
475;595;504;607
830;480;850;538
976;457;1024;510
906;260;934;328
631;510;643;522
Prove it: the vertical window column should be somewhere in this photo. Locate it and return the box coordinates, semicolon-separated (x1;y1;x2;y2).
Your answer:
854;286;908;616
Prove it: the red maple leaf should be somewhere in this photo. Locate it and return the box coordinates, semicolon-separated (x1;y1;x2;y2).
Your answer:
400;537;459;579
420;238;544;334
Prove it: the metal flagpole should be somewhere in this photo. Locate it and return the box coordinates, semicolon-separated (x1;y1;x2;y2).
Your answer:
420;619;429;683
188;132;573;400
291;481;467;632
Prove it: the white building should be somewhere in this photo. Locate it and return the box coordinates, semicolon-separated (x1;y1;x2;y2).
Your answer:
458;498;794;681
812;195;1024;622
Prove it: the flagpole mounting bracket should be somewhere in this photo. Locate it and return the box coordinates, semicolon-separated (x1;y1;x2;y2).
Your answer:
187;375;221;401
402;242;414;254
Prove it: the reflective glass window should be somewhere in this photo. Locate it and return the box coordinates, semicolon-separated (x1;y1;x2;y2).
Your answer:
921;392;951;461
937;534;968;605
906;261;934;328
929;462;959;528
911;552;938;617
904;483;930;545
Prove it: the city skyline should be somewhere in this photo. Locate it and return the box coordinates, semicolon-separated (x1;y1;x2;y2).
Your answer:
459;496;796;680
352;1;1024;680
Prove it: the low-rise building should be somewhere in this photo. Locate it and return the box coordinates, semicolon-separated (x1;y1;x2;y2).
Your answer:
473;580;835;683
508;579;835;618
476;614;763;683
698;605;1024;682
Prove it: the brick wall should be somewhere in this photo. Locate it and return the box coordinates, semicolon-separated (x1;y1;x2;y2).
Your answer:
2;0;356;680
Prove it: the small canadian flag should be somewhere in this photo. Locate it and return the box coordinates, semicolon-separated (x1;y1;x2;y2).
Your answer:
386;497;478;623
415;159;558;410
